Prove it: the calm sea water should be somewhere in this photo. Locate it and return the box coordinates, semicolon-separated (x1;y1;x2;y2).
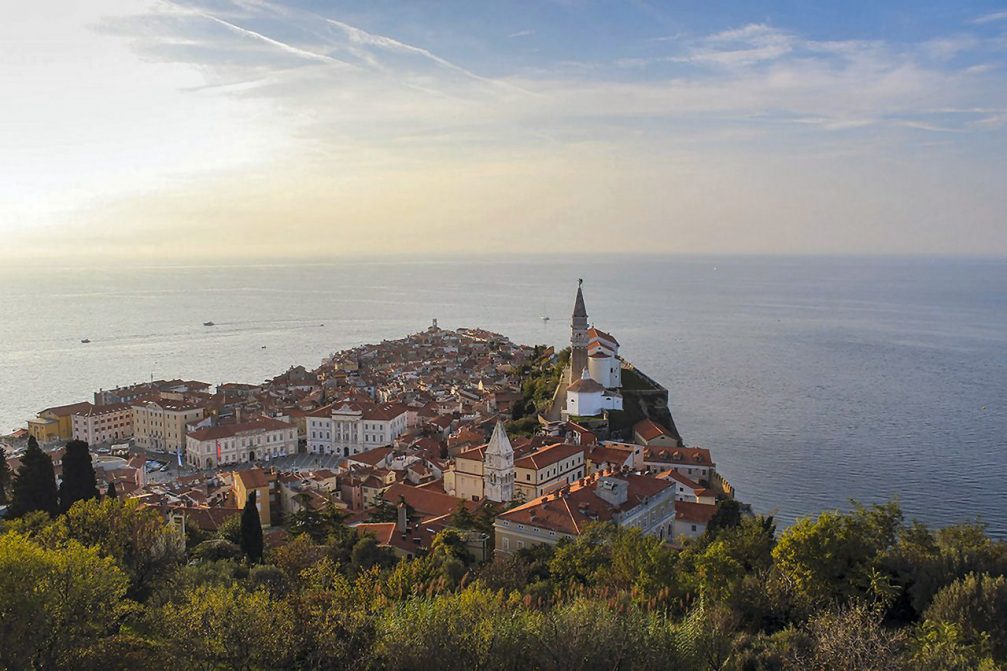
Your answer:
1;256;1005;536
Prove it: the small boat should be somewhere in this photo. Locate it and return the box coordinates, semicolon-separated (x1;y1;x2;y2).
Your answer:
319;323;325;327
80;338;91;344
261;345;267;349
540;315;550;322
203;321;215;327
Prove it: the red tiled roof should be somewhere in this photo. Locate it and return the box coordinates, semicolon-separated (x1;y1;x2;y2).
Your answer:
41;401;94;417
362;402;409;421
655;469;702;489
568;377;604;393
499;473;672;536
633;418;673;442
187;417;294;441
382;482;476;519
235;468;269;490
588;327;619;347
645;446;714;468
347;447;393;467
675;500;718;524
514;443;583;470
73;403;131;417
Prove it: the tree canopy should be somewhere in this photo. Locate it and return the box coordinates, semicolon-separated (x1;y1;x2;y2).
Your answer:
9;437;58;518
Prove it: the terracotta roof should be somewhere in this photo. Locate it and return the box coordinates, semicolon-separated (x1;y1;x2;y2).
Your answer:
645;446;714;468
586;444;636;468
675;500;718;525
353;522;396;545
187;417;294;441
568;377;604;394
347;447;393;467
498;473;672;536
73;403;130;417
655;469;702;489
634;418;673;442
382;482;476;519
134;398;205;412
362;402;409;421
514;443;583;470
235;468;269;490
588;326;619;347
167;505;240;532
41;401;94;417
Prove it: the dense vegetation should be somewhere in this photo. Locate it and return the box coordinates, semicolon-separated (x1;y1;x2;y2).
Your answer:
507;346;569;435
1;479;1005;670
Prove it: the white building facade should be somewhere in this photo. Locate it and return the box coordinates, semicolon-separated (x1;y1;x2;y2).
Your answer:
186;417;298;469
71;403;133;444
565;369;623;417
306;402;409;456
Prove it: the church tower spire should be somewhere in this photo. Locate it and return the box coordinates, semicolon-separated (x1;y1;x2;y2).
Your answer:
483;419;514;503
570;279;589;383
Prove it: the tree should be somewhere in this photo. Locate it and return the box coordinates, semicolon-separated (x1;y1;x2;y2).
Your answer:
0;443;12;505
706;498;743;536
9;436;58;518
925;572;1007;661
772;502;903;605
105;480;118;501
157;584;295;669
0;532;130;670
351;534;396;574
239;490;264;563
59;439;99;512
39;497;184;601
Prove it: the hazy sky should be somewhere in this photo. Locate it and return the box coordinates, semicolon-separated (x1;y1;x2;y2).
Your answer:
3;0;1007;260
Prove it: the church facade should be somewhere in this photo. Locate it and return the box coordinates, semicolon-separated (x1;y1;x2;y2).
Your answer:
564;281;624;418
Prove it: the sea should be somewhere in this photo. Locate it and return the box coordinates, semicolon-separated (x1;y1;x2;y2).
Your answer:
1;255;1005;537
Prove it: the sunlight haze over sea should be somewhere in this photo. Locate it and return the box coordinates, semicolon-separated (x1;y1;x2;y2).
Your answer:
1;255;1004;536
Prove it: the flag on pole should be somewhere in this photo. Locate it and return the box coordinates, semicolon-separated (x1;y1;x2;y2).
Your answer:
216;440;222;465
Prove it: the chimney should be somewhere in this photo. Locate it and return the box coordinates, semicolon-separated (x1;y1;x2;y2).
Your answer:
396;500;408;533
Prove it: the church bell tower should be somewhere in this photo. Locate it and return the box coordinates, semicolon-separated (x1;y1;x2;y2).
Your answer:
483;420;514;503
570;279;589;383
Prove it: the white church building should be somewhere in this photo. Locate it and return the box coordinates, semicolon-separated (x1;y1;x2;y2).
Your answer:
564;281;624;418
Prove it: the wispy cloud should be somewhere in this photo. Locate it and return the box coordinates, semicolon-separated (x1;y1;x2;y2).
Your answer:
968;10;1007;24
508;29;534;38
185;8;355;67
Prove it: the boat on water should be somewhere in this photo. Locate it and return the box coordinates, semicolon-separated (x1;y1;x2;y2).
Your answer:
80;338;91;343
540;315;550;322
203;321;215;327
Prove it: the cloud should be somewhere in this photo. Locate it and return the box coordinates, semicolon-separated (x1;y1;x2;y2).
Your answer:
5;0;1007;259
508;29;534;38
968;10;1007;24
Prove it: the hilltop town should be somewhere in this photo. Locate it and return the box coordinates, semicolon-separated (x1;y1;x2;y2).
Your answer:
4;283;738;555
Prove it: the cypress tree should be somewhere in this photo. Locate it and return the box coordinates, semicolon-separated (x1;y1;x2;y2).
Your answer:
0;444;11;505
239;490;263;563
106;481;118;501
59;440;99;512
9;437;58;518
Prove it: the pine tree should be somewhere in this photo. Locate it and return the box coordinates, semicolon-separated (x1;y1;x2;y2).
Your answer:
239;490;263;563
59;440;99;512
9;437;58;518
105;481;118;501
0;444;12;505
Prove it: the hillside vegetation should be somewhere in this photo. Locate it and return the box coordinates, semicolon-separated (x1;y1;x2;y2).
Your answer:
1;496;1005;670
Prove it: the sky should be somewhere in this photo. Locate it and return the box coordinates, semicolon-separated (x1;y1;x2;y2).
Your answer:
3;0;1007;260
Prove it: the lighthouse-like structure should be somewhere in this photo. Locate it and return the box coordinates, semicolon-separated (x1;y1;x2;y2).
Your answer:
483;420;514;503
570;279;589;383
